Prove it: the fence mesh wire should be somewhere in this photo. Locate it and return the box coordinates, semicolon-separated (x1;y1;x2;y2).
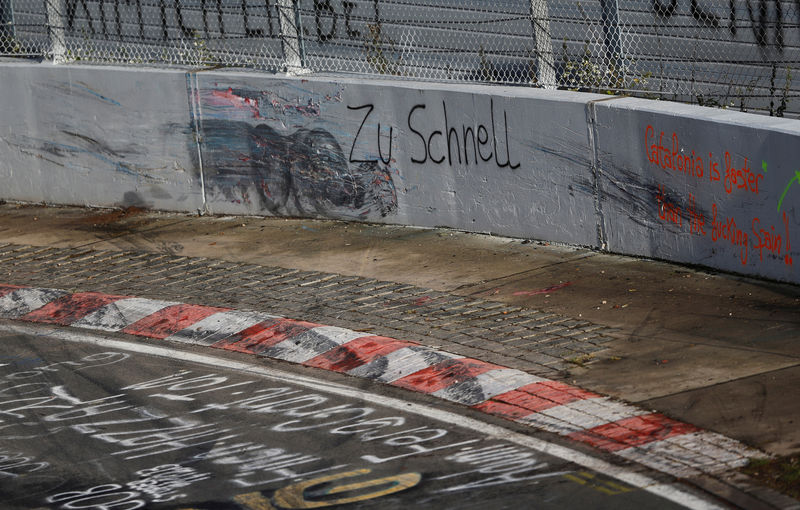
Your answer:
1;0;799;117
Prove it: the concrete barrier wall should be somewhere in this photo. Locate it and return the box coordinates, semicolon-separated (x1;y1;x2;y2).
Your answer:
1;62;798;284
594;99;799;283
0;63;204;210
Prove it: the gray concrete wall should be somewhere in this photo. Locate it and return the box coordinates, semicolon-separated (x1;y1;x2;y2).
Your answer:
1;62;798;284
190;74;601;246
594;98;800;283
0;63;203;210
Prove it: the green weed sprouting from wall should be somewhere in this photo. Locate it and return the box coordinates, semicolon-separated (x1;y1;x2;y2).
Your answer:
478;46;495;83
560;42;650;95
364;23;404;76
777;67;793;118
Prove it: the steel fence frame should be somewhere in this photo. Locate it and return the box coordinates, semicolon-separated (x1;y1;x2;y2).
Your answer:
1;0;799;117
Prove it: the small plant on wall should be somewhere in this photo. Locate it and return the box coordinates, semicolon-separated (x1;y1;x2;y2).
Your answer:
364;22;404;76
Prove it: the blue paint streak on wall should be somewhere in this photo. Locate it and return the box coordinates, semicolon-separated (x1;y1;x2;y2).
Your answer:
70;82;122;106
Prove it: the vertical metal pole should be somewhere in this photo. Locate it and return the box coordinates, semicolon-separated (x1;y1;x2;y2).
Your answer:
45;0;67;63
278;0;306;74
529;0;556;88
599;0;625;82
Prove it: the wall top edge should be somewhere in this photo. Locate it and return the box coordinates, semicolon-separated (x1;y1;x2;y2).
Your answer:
0;60;609;104
598;95;800;133
4;60;796;131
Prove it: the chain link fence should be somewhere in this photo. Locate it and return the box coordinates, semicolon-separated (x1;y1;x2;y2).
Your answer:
2;0;799;117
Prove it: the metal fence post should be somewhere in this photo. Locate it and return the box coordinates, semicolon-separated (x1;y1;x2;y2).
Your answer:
45;0;66;63
529;0;556;88
599;0;625;81
277;0;306;74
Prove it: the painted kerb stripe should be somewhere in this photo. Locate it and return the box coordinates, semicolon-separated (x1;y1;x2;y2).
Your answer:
0;285;759;478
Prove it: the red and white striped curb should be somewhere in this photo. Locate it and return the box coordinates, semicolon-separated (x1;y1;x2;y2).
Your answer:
0;284;760;478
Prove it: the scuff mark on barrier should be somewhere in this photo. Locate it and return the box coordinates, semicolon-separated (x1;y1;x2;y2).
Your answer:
5;133;166;183
71;82;122;107
199;119;397;219
208;87;261;119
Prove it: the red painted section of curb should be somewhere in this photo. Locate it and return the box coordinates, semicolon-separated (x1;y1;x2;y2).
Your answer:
391;358;503;393
0;284;25;297
471;400;538;421
22;292;126;325
212;318;319;354
567;413;701;452
303;336;419;372
476;381;600;416
122;304;230;339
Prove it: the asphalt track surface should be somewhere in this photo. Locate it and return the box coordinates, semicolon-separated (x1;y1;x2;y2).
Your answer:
0;323;729;509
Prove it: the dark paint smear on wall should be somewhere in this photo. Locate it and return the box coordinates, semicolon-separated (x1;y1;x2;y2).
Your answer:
200;119;397;220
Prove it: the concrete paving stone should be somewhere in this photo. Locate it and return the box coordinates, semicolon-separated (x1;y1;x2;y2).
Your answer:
560;319;594;328
93;252;141;266
435;344;488;360
486;344;528;358
441;333;475;344
68;252;109;264
587;334;616;344
27;247;70;261
292;272;328;285
124;257;167;270
344;277;378;287
538;346;577;358
0;249;38;264
519;329;558;342
569;343;608;354
424;328;459;340
448;335;491;348
377;318;409;330
532;318;570;328
516;350;563;365
438;296;471;307
353;283;398;295
352;296;386;306
562;328;602;338
498;336;541;347
471;310;509;321
380;308;408;319
396;323;435;337
466;318;505;328
0;244;29;255
8;246;53;260
252;270;303;284
316;275;365;288
487;317;531;329
379;300;416;312
517;311;558;322
422;340;463;352
466;307;502;318
476;352;525;368
323;299;361;312
489;325;529;336
296;274;337;287
374;283;413;295
526;336;573;348
457;306;484;316
470;300;504;310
